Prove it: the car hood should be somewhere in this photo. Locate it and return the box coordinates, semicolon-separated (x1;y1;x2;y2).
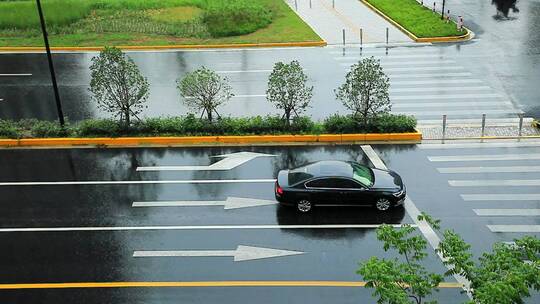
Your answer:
371;168;403;190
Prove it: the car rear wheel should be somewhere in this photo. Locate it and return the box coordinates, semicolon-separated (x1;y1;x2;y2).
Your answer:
375;198;391;211
297;199;312;213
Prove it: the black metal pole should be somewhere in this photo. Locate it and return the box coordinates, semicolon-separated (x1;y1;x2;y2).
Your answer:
36;0;65;126
441;0;446;20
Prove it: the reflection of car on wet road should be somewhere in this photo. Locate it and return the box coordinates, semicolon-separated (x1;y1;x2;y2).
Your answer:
275;160;406;212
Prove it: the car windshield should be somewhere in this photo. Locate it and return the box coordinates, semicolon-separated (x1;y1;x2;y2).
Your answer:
351;163;374;187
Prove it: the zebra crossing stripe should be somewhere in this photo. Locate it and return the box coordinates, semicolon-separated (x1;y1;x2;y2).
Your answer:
473;209;540;216
397;109;523;116
450;180;540;187
487;225;540;233
389;86;491;93
388;72;473;78
393;93;503;100
428;154;540;162
392;101;512;109
438;166;540;173
390;79;482;85
419;141;540;149
461;194;540;201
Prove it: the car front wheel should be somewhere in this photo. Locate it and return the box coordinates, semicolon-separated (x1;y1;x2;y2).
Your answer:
375;198;391;211
297;199;312;213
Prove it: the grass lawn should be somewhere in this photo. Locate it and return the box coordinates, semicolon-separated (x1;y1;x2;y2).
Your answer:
365;0;464;38
0;0;321;47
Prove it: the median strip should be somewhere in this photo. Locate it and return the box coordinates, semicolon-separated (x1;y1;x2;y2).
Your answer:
0;133;422;148
0;280;463;290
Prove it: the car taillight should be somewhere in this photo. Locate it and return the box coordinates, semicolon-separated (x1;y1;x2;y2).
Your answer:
275;183;284;196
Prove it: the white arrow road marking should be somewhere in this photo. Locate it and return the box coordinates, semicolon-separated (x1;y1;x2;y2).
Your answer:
461;194;540;201
0;179;276;186
133;245;304;262
473;209;540;216
0;224;414;233
132;197;278;210
0;73;32;77
137;152;276;171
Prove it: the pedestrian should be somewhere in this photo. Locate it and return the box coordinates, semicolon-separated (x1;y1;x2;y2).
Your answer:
446;10;451;23
457;16;463;31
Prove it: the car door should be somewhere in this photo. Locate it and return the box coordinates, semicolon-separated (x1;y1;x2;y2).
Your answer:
304;178;341;205
337;178;372;206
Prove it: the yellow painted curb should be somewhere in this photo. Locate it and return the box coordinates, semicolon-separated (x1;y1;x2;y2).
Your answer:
0;280;462;290
0;133;422;148
0;41;327;52
360;0;472;43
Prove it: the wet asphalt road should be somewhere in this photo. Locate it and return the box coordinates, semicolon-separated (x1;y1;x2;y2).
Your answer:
1;1;539;122
0;143;539;303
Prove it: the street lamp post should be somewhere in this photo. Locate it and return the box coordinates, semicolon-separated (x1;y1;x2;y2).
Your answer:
36;0;65;126
441;0;446;20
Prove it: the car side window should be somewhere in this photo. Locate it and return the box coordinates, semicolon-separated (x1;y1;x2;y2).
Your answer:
306;178;361;189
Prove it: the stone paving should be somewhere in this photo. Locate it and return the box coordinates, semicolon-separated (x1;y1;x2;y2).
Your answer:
285;0;412;44
419;125;540;140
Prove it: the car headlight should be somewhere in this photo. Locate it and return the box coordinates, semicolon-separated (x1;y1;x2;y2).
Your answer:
393;189;404;197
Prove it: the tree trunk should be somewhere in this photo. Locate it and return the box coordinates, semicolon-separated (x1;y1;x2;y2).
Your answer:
124;109;131;129
285;110;291;127
207;108;213;122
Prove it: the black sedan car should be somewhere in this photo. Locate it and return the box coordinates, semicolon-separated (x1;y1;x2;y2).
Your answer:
275;160;406;212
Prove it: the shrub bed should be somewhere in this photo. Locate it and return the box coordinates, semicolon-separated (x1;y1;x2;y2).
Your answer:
0;114;416;139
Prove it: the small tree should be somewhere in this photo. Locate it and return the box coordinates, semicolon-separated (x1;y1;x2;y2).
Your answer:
358;222;443;304
359;213;540;304
89;46;149;128
177;67;233;122
335;57;390;126
266;60;313;126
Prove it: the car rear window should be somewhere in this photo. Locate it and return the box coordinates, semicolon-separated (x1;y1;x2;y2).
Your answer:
352;163;373;186
288;168;314;185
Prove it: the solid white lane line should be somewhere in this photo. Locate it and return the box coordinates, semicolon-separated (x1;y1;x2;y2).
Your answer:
461;194;540;201
216;70;272;74
389;86;491;93
473;209;540;216
392;93;503;100
390;79;482;85
360;146;387;169
428;153;540;162
438;166;540;173
449;179;540;187
419;141;540;149
0;179;277;186
392;101;512;109
487;225;540;233
396;109;523;116
388;72;473;78
360;145;470;291
0;73;32;77
0;224;416;233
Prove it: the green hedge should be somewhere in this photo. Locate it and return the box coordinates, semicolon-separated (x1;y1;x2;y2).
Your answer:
0;114;416;139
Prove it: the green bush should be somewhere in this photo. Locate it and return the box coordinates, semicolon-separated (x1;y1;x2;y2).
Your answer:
30;120;70;138
77;119;122;137
203;0;272;37
324;114;416;133
0;120;21;139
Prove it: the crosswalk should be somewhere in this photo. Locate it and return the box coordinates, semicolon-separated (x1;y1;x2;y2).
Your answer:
420;141;540;236
331;46;525;125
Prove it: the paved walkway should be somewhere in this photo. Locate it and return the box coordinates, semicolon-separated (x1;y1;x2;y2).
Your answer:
285;0;412;44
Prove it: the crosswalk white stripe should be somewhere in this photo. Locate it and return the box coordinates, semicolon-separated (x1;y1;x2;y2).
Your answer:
393;101;512;109
429;154;540;162
417;118;533;126
328;49;440;55
487;225;540;233
397;109;523;116
438;166;540;173
388;73;473;78
450;179;540;187
419;141;540;149
390;79;483;85
392;93;503;100
473;209;540;216
216;70;271;74
461;194;540;201
341;61;456;67
333;54;444;60
389;86;491;93
383;66;465;72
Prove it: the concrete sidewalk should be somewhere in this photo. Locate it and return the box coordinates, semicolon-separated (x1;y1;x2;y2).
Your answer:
285;0;412;44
